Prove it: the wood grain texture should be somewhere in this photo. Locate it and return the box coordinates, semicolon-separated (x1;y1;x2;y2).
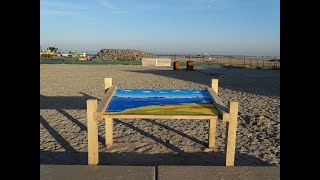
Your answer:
206;87;230;122
225;101;239;166
105;117;113;147
87;99;98;165
211;79;218;94
96;85;117;112
209;116;218;149
104;78;112;93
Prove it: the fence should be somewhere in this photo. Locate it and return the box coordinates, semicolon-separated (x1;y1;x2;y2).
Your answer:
156;54;280;70
40;53;280;70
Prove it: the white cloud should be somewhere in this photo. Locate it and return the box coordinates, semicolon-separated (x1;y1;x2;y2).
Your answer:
111;10;128;14
41;0;89;14
99;0;115;9
98;0;129;14
40;0;65;7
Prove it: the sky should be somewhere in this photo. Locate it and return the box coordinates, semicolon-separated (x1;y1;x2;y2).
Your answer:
40;0;280;56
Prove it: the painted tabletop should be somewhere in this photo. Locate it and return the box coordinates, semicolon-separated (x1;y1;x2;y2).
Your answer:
105;89;219;115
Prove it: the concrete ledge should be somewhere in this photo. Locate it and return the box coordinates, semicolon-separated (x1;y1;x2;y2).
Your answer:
158;166;280;180
40;165;280;180
40;165;155;180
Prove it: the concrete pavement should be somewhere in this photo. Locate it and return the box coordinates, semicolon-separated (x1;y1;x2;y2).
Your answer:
40;165;280;180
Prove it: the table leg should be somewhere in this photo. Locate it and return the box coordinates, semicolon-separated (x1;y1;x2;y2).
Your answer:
87;99;98;165
209;117;217;149
225;101;239;166
105;117;113;148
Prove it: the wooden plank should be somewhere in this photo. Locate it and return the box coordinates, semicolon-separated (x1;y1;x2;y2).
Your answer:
103;114;216;119
87;99;98;165
105;117;113;148
211;79;219;94
209;116;218;149
206;87;230;122
104;78;112;93
96;85;117;112
225;101;239;166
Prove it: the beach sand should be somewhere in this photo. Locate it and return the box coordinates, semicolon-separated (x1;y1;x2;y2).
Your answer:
40;64;280;166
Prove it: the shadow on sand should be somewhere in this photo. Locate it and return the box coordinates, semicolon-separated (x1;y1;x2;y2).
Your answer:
123;69;279;97
40;114;270;166
40;91;272;166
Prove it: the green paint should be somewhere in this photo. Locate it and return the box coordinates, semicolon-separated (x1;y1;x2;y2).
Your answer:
40;59;142;65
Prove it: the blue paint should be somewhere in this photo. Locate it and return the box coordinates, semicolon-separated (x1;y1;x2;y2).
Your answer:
106;89;213;112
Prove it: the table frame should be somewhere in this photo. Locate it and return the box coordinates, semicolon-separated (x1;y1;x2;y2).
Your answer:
87;78;238;166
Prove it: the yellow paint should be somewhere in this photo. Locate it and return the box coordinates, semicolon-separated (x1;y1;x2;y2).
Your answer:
106;103;219;115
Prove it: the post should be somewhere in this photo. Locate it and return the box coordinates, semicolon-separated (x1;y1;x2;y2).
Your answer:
209;116;218;149
104;78;112;93
211;79;218;94
243;56;245;66
104;78;113;147
256;59;258;68
249;58;252;68
229;56;231;66
105;117;113;148
87;99;98;165
263;59;265;69
225;101;239;166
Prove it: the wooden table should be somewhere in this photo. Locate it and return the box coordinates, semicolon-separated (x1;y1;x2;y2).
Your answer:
87;78;239;166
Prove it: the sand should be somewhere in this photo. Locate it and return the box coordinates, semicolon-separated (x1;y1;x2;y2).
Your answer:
40;64;280;166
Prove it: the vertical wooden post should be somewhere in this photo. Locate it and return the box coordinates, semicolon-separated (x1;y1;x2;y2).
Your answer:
209;116;218;149
104;78;112;93
225;101;239;166
105;117;113;148
211;79;218;94
87;99;98;165
104;78;113;147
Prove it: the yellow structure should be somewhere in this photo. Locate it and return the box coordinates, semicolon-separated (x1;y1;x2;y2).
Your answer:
40;47;59;58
